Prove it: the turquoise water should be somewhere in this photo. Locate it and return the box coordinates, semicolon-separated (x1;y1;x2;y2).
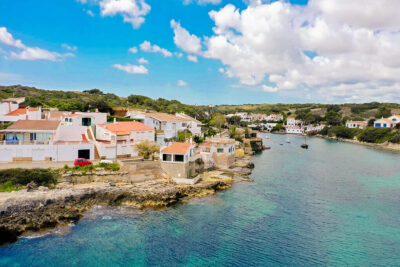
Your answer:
1;134;400;266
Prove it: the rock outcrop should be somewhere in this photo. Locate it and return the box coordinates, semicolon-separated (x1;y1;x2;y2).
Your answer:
0;178;234;245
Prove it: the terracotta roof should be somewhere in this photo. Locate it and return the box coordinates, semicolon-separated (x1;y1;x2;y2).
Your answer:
208;138;235;144
347;121;366;124
145;112;184;122
7;120;61;131
29;108;39;112
64;114;81;117
5;108;27;116
376;118;395;124
1;97;25;103
161;142;192;154
176;113;202;125
98;121;154;133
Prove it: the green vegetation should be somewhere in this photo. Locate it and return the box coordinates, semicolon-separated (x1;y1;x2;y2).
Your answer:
209;113;226;129
0;122;12;130
0;168;58;191
176;130;192;142
229;126;243;142
358;128;394;143
134;140;160;160
63;162;120;172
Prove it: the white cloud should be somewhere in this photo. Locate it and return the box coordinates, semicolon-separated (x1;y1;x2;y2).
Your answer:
183;0;221;5
139;41;172;57
137;57;148;64
173;1;400;102
0;27;25;48
0;27;74;61
177;80;188;87
187;55;198;62
62;44;78;51
113;63;148;74
129;46;138;53
171;20;202;54
262;85;278;93
174;52;183;58
78;0;150;29
86;10;94;17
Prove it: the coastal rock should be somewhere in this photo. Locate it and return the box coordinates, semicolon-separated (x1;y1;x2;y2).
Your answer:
0;178;234;245
26;182;38;192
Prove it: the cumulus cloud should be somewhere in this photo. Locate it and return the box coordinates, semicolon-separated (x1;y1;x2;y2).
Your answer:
86;10;94;17
129;46;138;53
0;27;74;61
139;41;172;57
171;1;400;101
62;44;78;51
171;20;202;54
183;0;221;5
113;63;148;74
137;57;148;64
78;0;150;28
177;80;188;86
187;55;198;62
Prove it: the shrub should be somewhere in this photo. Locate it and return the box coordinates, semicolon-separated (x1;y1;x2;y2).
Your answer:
0;168;58;188
331;126;359;139
98;162;120;171
390;132;400;144
358;127;393;143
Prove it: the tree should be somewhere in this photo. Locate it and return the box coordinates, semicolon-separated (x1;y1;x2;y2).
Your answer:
229;126;243;142
375;107;391;118
177;130;192;142
134;141;160;160
84;89;103;95
209;113;226;129
227;116;241;125
325;111;342;126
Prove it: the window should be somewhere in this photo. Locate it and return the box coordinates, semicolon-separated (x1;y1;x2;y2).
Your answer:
174;154;184;162
163;154;172;161
30;133;37;141
217;148;224;153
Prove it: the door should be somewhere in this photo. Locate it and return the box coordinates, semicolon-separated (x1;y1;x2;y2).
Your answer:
78;149;90;159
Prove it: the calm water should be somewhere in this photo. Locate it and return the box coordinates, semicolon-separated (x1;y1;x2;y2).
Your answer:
2;134;400;266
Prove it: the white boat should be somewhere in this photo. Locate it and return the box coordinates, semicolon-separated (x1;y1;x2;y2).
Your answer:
286;137;291;143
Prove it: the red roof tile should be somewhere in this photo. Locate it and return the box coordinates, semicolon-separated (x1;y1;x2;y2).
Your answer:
161;142;192;154
98;121;154;133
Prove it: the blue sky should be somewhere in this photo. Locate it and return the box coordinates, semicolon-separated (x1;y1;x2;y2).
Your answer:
1;0;399;104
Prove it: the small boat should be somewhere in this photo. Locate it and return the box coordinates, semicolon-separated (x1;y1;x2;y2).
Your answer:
280;143;284;145
286;137;291;143
301;135;308;149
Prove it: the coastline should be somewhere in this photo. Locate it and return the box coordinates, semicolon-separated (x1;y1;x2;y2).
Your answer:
271;132;400;153
0;157;255;245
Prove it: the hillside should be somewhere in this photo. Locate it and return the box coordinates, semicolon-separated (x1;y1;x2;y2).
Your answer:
1;85;399;122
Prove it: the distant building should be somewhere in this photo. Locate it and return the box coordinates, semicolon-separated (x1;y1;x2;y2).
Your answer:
388;115;400;123
374;118;396;128
0;97;41;122
266;114;283;122
345;121;367;129
285;126;305;134
286;116;303;126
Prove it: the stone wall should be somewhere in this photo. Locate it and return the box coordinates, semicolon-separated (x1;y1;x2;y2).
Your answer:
212;153;235;169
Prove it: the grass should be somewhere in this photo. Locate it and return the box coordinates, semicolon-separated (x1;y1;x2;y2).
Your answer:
63;162;120;173
0;181;24;192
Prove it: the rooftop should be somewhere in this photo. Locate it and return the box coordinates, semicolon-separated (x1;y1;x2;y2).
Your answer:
145;112;188;122
5;108;27;116
6;120;61;131
98;121;154;133
161;142;192;154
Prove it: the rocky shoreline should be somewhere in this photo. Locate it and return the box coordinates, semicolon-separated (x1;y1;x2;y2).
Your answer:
0;158;254;245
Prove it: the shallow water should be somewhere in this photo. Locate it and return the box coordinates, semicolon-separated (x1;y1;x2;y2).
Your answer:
1;134;400;266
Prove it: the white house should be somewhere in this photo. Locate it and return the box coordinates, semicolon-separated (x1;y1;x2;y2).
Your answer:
0;120;94;162
95;121;155;159
305;125;325;133
160;142;197;179
286;116;303;126
75;111;107;126
143;112;202;145
266;114;284;122
345;121;367;129
199;137;235;169
388;115;400;123
374;118;396;128
0;97;25;120
285;126;305;134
